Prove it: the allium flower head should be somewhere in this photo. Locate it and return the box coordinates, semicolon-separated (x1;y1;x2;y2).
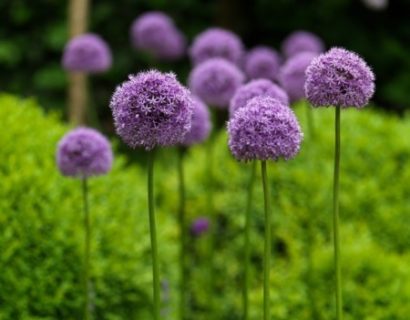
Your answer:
191;217;210;236
182;96;212;146
279;52;317;102
305;47;375;108
188;58;245;108
282;31;325;58
130;11;186;60
244;46;281;81
56;128;113;178
110;70;193;150
362;0;388;10
62;33;112;73
189;27;244;66
230;79;289;117
228;96;303;161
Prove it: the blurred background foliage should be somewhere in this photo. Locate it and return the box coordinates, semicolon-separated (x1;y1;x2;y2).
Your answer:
1;0;410;124
1;94;409;319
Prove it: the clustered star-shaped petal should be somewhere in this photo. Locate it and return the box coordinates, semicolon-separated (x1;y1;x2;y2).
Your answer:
56;127;113;178
228;96;303;161
182;96;212;146
191;217;210;237
282;30;325;58
62;33;112;73
305;47;375;108
189;27;244;66
279;52;317;103
110;70;194;150
229;79;289;117
244;46;281;81
130;11;186;60
188;58;245;108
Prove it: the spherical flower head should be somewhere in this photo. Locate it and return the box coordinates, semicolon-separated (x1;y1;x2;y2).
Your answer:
305;47;375;108
228;96;303;161
229;79;289;117
189;27;244;66
279;52;318;103
130;11;186;60
191;217;210;237
188;58;245;108
282;31;325;58
244;46;281;81
62;33;112;73
182;96;212;146
362;0;388;11
56;128;113;178
110;70;193;150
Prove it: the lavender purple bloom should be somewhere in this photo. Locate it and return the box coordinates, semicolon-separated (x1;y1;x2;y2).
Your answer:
305;47;375;108
56;127;113;178
189;27;244;66
230;79;289;117
279;52;318;103
62;33;112;73
110;70;193;150
228;96;303;161
282;31;325;58
244;46;281;81
182;96;212;146
188;58;245;108
191;217;210;236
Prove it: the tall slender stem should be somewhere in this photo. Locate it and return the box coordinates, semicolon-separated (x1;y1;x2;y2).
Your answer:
305;101;315;140
243;161;256;320
261;161;272;320
178;147;187;320
333;107;343;320
147;149;160;320
82;177;91;320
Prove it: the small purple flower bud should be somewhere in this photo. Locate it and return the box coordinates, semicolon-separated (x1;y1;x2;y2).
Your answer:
110;70;194;150
305;47;375;108
62;33;112;73
191;217;210;236
56;128;113;178
182;96;212;146
282;31;325;58
188;58;245;108
228;96;303;162
244;46;281;81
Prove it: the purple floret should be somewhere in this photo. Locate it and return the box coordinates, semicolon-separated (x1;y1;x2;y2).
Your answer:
62;33;112;73
110;70;193;150
188;58;245;108
305;47;375;108
130;11;186;60
244;46;281;81
189;27;244;66
182;96;212;146
56;128;113;178
228;96;303;161
229;79;289;117
191;217;210;236
282;31;325;58
279;52;317;103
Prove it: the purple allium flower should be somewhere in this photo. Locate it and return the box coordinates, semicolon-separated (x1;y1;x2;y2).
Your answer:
189;27;244;66
62;33;112;73
305;47;375;108
182;96;212;146
282;31;325;58
279;52;318;103
244;46;281;81
188;58;245;108
229;79;289;117
228;96;303;161
110;70;193;150
191;217;210;236
362;0;388;10
130;11;186;60
56;128;113;178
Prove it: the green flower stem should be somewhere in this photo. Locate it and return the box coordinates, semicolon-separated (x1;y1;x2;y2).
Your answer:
82;177;91;320
177;147;187;320
261;160;272;320
243;161;256;320
305;100;315;140
147;149;160;320
333;106;343;320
